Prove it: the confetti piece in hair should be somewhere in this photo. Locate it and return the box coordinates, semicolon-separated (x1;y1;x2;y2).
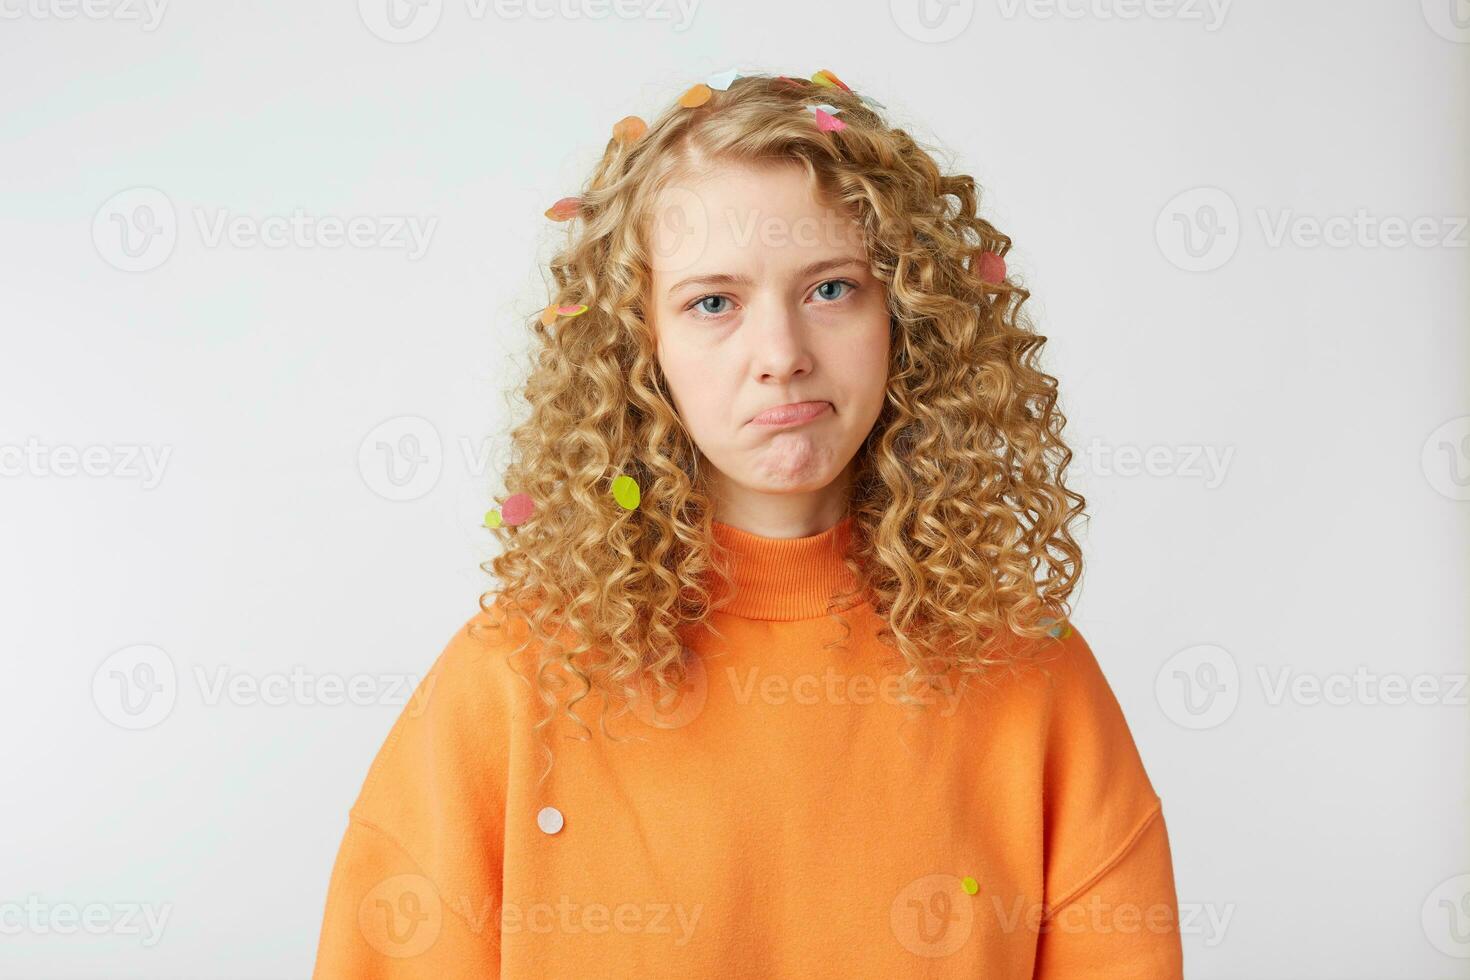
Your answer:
976;251;1007;285
545;197;581;221
501;492;534;526
611;474;641;510
961;876;980;895
678;83;713;108
539;302;589;326
611;115;647;145
811;68;851;92
774;75;806;89
806;103;842;116
858;93;886;110
483;509;503;529
705;68;741;90
813;108;847;132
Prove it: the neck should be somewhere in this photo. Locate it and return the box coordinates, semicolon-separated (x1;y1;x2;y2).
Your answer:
706;513;865;621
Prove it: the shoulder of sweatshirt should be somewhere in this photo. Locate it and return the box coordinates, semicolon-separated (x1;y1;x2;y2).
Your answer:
1011;622;1167;911
342;600;540;877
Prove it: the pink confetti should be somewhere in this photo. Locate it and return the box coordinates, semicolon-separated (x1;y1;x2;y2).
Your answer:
501;492;534;526
813;108;846;133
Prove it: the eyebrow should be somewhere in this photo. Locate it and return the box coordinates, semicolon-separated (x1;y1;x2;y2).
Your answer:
664;256;868;299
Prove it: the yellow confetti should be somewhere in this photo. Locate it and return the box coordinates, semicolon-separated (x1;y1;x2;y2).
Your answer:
484;509;502;529
961;876;979;895
811;68;851;92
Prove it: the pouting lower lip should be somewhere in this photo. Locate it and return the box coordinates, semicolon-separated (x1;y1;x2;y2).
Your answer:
749;401;832;425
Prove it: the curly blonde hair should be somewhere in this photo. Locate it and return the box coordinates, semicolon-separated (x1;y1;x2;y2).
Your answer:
474;71;1087;785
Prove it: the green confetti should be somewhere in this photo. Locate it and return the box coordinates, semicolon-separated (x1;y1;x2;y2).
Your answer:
961;876;979;895
484;509;503;529
611;474;641;510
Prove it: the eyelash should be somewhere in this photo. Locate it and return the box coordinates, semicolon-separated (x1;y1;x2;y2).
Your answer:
685;278;859;321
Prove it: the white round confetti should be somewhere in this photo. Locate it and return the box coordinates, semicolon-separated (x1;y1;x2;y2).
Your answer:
537;806;564;834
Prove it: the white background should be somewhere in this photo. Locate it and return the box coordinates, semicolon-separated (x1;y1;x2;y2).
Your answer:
1;0;1467;976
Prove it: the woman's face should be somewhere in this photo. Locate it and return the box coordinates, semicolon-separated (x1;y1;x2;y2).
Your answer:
646;160;891;520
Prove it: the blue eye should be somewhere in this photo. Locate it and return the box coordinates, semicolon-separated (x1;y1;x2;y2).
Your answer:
684;279;857;321
813;279;856;302
693;295;730;317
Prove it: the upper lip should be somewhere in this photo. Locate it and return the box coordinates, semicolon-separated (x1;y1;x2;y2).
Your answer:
748;400;831;424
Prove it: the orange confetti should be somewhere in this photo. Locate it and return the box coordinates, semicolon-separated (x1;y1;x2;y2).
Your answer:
811;69;851;92
678;83;713;108
611;115;647;146
545;197;581;221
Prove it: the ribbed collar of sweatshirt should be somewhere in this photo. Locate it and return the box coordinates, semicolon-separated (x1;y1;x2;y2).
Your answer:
707;513;867;621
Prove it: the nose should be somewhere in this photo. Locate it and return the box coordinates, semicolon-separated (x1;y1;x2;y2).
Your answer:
748;295;814;383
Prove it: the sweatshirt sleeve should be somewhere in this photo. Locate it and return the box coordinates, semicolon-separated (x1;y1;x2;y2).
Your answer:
312;611;515;978
1031;625;1184;979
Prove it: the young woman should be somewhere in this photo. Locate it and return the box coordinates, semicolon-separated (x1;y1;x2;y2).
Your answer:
312;69;1183;978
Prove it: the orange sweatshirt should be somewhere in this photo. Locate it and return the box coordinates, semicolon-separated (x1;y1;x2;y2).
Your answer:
312;515;1183;978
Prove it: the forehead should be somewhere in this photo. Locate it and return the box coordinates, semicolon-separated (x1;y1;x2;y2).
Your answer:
646;160;866;281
